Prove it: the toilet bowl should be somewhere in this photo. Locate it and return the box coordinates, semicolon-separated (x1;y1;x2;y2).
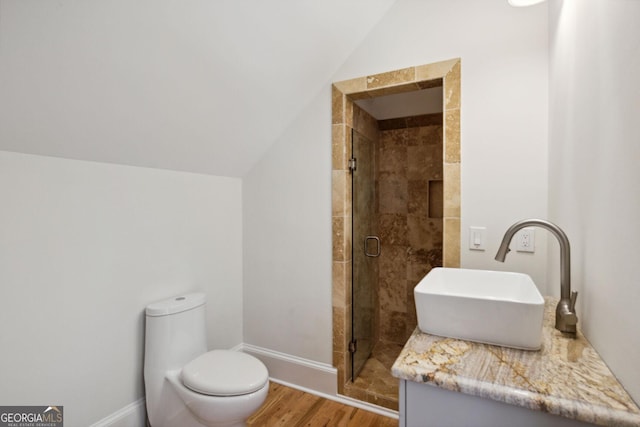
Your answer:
144;293;269;427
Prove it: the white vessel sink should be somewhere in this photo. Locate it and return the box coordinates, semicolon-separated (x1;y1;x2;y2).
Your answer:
414;268;545;350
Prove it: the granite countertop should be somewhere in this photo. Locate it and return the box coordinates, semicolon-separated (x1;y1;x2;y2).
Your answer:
391;297;640;427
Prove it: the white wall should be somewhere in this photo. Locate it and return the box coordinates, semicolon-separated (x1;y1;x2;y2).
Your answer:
243;0;549;365
0;151;243;426
243;96;333;362
0;0;396;178
548;0;640;403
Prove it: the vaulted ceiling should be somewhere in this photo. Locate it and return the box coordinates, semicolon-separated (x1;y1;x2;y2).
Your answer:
0;0;396;177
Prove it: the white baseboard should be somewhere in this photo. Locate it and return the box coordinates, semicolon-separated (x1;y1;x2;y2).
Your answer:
89;398;146;427
240;343;338;396
239;344;398;419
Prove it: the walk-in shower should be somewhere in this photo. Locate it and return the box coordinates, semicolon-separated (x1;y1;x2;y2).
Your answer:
349;92;445;404
331;58;461;411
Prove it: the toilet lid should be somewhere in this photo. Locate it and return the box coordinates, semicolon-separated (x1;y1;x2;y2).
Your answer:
182;350;268;397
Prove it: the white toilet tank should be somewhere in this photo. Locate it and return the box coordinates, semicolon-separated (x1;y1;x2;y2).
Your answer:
144;293;208;374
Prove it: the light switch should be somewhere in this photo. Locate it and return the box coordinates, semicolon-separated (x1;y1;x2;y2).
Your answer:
469;226;486;251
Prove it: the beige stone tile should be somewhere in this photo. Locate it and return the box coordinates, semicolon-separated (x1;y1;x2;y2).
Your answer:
345;302;352;345
353;104;378;141
378;175;408;215
445;108;460;164
332;306;345;349
333;350;344;370
416;78;443;90
332;170;351;216
343;341;403;410
333;76;367;95
379;244;408;282
344;383;368;401
353;357;398;398
407;143;442;181
335;354;345;394
344;219;352;261
374;341;406;368
444;218;461;268
405;127;423;148
443;163;461;218
407;247;442;282
365;82;420;98
379;277;407;313
378;143;408;175
344;305;352;381
378;117;408;131
332;124;347;170
407;113;442;128
332;261;349;308
366;394;399;411
378;213;408;245
407;127;442;179
345;98;354;128
444;60;461;111
380;128;408;148
413;124;443;147
407;254;429;283
367;67;416;89
407;216;443;251
332;216;342;261
379;309;410;344
416;58;459;82
332;216;352;262
347;91;373;101
345;128;352;166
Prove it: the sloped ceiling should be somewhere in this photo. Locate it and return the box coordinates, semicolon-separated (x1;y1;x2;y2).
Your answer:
0;0;396;177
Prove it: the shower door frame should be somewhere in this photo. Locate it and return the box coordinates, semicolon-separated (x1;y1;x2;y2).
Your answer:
331;59;461;407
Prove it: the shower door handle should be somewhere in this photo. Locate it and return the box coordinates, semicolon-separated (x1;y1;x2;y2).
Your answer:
364;236;380;257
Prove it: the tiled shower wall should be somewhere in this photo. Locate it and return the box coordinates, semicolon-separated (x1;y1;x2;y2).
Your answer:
351;106;445;349
377;117;443;345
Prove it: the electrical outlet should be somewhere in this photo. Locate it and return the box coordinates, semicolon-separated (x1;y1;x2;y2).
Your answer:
516;227;535;252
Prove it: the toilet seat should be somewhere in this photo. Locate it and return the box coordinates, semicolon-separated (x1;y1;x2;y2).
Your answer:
182;350;268;397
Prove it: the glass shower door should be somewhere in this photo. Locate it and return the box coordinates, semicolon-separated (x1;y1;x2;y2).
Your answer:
350;129;378;380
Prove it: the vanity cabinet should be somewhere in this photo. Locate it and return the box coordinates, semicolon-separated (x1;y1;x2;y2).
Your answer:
399;379;593;427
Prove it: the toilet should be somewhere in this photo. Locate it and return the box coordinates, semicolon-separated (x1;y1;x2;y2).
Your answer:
144;293;269;427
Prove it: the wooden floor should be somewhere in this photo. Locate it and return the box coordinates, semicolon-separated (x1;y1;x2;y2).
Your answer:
247;382;398;427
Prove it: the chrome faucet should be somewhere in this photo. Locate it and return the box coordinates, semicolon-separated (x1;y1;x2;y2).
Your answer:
495;219;578;335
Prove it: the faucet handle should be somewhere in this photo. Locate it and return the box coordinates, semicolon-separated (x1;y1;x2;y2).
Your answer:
570;291;578;312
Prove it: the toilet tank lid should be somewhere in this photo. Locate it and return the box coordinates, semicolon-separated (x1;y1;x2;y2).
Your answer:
145;293;205;317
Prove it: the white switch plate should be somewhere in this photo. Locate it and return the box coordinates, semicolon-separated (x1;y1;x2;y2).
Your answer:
516;227;535;252
469;226;486;251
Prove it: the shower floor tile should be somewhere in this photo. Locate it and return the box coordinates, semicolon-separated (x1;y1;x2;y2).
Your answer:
344;340;405;411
